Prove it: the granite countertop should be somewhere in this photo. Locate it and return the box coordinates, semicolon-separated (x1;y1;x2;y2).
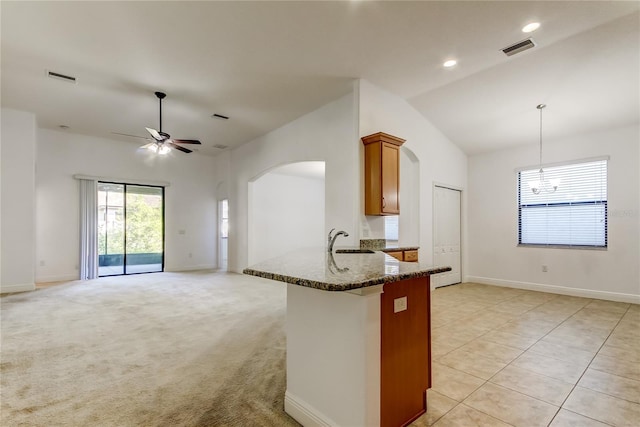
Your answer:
381;246;419;252
359;239;418;253
242;248;451;292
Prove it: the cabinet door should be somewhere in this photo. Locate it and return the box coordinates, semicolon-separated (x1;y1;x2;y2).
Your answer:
381;142;399;214
364;142;382;215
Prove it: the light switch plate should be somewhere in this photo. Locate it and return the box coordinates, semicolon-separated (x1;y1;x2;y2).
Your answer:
394;296;407;313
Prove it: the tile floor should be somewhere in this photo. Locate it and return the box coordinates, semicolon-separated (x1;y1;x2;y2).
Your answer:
411;283;640;427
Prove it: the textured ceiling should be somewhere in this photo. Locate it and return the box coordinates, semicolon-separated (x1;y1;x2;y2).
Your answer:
1;1;638;156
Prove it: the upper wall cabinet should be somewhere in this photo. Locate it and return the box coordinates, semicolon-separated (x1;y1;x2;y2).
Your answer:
362;132;405;216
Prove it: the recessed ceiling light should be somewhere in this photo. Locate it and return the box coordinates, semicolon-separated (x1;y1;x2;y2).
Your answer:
522;22;540;33
443;59;457;68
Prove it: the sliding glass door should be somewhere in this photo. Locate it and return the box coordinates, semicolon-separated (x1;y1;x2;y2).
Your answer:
98;182;164;276
98;183;125;275
125;185;163;273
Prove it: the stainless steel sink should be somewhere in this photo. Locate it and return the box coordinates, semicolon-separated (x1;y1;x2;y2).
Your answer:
335;249;375;254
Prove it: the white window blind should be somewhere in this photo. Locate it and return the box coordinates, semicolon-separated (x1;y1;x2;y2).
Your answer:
518;159;607;248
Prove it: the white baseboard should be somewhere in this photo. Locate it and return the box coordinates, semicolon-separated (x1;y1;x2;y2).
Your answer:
164;264;216;272
284;391;336;427
465;276;640;304
0;283;36;294
36;274;79;284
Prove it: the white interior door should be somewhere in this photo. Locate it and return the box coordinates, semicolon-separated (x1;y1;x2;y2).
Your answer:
433;186;461;288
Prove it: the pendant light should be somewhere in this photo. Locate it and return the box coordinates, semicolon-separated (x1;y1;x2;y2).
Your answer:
529;104;560;194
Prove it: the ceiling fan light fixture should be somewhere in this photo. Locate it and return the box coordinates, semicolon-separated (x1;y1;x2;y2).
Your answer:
443;59;457;68
135;91;202;155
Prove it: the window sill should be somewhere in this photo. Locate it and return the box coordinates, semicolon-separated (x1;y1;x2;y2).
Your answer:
517;244;607;251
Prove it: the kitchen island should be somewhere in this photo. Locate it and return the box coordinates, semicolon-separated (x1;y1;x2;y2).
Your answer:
243;249;450;427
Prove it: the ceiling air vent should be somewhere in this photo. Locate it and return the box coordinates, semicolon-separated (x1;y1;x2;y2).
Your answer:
46;70;77;83
501;38;536;57
213;144;228;150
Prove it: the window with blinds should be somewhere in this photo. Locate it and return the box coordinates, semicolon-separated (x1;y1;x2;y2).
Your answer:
385;215;399;242
518;158;608;248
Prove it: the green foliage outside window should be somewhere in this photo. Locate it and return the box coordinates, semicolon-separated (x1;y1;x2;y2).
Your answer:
98;193;162;255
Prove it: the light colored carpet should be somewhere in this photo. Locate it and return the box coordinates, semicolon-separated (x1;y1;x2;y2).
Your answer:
0;271;300;426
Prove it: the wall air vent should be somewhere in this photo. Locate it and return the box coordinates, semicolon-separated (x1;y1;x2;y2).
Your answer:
213;144;228;149
211;113;229;120
501;38;536;57
46;70;77;83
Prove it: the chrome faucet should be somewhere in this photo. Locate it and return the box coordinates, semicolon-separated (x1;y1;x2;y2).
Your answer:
327;228;349;252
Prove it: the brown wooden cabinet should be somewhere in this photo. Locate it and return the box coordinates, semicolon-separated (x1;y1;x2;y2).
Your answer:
385;249;419;262
380;276;431;426
362;132;405;215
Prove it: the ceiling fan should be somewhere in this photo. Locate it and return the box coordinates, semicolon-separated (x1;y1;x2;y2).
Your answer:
116;91;201;154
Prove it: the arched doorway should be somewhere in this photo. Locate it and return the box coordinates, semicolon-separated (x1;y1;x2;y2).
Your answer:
248;161;325;265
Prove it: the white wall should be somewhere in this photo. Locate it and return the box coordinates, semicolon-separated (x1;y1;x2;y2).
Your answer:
398;147;420;246
35;129;217;282
358;80;468;267
218;89;359;273
467;124;640;302
1;109;37;293
249;170;324;265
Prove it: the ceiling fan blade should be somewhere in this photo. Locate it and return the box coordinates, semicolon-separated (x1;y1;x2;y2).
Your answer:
172;139;201;145
146;127;164;141
112;132;150;140
167;142;192;153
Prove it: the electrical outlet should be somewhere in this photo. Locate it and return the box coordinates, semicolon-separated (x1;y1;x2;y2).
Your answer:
178;229;186;235
542;265;548;272
394;296;407;313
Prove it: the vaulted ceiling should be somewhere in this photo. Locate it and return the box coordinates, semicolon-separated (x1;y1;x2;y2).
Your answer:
2;1;638;156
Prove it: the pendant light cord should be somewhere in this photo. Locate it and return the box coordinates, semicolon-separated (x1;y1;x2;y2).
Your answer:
537;104;546;172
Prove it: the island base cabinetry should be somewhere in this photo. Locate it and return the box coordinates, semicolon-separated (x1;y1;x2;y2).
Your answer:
285;283;382;427
285;276;431;427
381;277;431;427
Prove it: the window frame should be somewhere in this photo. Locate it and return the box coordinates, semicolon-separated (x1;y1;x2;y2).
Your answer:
517;157;608;250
